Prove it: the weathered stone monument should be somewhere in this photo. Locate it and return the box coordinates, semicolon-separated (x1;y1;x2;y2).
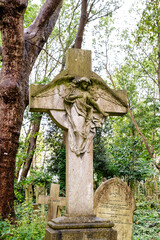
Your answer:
94;178;136;240
29;48;127;239
25;184;33;203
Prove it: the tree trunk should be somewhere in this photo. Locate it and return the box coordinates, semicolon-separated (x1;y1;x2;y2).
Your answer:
0;0;62;220
75;0;88;49
20;114;42;180
0;0;28;221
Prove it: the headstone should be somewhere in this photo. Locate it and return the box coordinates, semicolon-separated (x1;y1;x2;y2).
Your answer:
94;178;136;240
34;185;47;203
25;184;33;203
30;48;128;240
38;183;66;220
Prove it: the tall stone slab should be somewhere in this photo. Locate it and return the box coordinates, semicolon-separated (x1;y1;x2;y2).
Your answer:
94;178;136;240
30;48;128;240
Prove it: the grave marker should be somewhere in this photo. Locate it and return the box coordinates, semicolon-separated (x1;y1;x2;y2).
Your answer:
38;183;66;220
94;178;136;240
30;48;128;239
25;184;33;203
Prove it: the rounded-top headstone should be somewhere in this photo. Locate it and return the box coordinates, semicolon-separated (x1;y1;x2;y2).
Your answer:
94;178;136;240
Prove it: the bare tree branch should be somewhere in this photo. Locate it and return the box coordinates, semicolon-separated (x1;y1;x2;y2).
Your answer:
68;0;81;34
25;39;62;64
86;0;96;19
139;45;158;74
130;53;158;86
128;106;153;158
128;106;160;170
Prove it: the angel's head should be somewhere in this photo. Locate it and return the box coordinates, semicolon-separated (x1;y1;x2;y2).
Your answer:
74;77;91;90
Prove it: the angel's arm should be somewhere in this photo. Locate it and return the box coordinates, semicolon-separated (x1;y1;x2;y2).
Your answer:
64;89;83;104
88;97;108;117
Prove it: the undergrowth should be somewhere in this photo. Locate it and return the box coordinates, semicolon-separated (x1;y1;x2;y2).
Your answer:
0;196;160;239
0;203;46;240
133;196;160;240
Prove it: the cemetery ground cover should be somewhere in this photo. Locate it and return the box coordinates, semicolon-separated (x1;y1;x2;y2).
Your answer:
133;197;160;240
1;194;160;239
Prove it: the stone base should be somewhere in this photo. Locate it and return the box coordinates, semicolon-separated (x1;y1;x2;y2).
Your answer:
45;216;117;240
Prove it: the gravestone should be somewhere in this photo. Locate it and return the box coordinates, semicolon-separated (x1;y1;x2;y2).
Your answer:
34;185;47;203
38;183;66;220
30;48;127;239
25;184;33;203
94;178;136;240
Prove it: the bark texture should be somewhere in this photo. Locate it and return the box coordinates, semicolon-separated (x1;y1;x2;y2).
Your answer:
75;0;87;49
20;114;42;181
0;0;62;220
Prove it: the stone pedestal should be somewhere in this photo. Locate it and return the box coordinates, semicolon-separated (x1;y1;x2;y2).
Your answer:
45;216;117;240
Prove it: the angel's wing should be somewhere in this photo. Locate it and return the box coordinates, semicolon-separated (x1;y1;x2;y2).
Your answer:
90;87;127;116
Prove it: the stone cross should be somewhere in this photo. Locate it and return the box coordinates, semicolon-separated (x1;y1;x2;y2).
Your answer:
38;183;66;220
30;48;127;218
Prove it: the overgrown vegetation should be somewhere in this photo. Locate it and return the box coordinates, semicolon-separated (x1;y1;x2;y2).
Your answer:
133;196;160;240
1;194;160;239
0;204;47;240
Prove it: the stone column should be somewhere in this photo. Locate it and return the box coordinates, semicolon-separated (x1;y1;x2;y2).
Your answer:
66;133;94;216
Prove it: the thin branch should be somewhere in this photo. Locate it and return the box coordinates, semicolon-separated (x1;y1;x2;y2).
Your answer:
87;7;119;22
86;0;96;19
105;43;116;89
128;106;153;158
128;106;160;170
58;18;65;52
25;39;62;64
68;0;81;34
139;45;158;74
130;53;158;85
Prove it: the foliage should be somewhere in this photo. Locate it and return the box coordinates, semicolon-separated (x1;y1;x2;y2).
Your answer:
14;180;25;204
133;198;160;240
24;0;40;28
107;117;155;185
23;169;53;192
44;118;66;195
93;120;117;185
0;204;46;240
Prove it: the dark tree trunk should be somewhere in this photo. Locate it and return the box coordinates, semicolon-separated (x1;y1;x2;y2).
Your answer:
0;0;62;220
75;0;88;49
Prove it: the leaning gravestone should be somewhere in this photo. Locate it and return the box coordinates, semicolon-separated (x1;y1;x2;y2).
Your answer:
30;48;128;239
94;178;136;240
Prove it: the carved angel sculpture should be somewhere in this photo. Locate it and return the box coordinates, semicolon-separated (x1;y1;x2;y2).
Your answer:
64;77;108;156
